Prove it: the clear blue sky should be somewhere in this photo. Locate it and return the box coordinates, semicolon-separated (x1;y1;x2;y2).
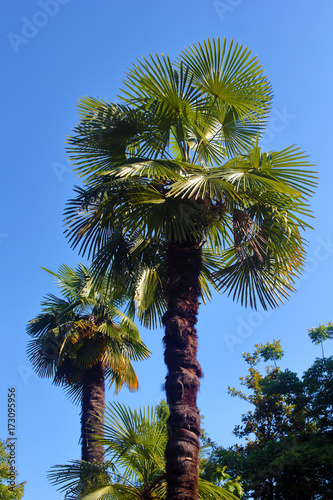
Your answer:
2;1;333;498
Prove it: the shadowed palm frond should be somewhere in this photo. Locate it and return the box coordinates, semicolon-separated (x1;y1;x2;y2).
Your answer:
48;460;118;500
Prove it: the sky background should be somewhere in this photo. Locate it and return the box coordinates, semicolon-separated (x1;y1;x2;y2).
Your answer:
2;1;333;498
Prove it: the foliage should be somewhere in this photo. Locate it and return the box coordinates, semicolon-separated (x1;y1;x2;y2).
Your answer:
204;436;333;500
254;340;284;364
227;342;310;444
308;322;333;346
203;342;333;499
302;356;333;432
48;402;241;500
26;263;150;403
201;465;244;499
308;321;333;358
0;440;25;500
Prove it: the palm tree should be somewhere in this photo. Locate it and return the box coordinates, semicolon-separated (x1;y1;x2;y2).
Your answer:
27;263;150;462
48;401;240;500
64;38;316;498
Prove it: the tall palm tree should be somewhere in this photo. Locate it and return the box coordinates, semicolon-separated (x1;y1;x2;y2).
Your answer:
64;38;316;498
48;401;240;500
27;263;150;462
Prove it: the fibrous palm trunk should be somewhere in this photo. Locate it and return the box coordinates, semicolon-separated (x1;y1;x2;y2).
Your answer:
81;361;105;462
162;241;203;500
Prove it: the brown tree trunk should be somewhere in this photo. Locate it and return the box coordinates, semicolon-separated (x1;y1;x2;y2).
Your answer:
81;361;105;462
162;241;203;500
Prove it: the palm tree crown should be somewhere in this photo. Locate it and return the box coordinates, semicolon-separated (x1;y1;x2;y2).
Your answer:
65;38;315;309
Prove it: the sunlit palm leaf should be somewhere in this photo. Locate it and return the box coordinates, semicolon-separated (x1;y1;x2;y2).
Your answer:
179;38;272;120
121;53;201;118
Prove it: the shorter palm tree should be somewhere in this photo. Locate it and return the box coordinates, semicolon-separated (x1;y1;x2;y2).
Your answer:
48;401;241;499
27;263;150;462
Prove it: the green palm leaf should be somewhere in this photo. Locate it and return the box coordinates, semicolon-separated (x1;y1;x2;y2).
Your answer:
179;38;272;119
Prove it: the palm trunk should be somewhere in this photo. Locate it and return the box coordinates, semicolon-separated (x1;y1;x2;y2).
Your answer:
162;241;203;500
81;361;105;462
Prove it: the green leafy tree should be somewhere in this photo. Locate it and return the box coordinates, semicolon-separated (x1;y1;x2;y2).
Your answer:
228;342;310;446
306;322;333;431
303;356;333;433
206;342;333;499
0;440;25;500
308;321;333;358
254;340;284;367
48;401;241;500
27;264;150;462
64;38;316;499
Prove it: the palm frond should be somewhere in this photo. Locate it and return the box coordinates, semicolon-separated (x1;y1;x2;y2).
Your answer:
179;38;272;120
121;53;200;118
94;402;167;484
48;460;116;499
